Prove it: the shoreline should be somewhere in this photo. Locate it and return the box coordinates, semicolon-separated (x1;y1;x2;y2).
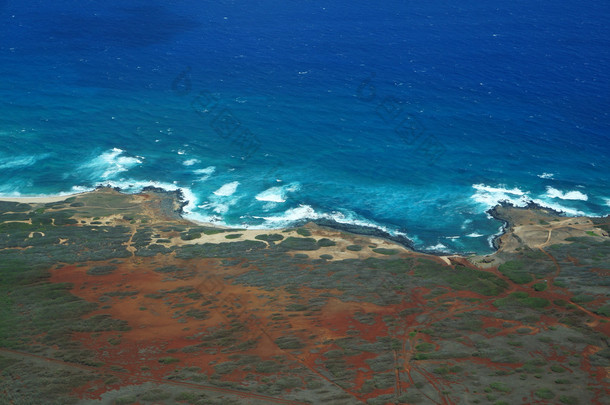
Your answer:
1;188;602;257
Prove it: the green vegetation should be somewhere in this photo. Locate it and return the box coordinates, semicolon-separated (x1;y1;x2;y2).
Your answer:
158;357;180;364
274;335;305;350
414;259;508;296
489;382;511;393
296;228;312;236
498;260;533;284
559;395;579;404
415;342;435;352
180;232;201;240
533;282;547;291
493;292;550;309
571;294;595;303
86;265;117;276
317;238;336;247
254;233;284;242
593;304;610;317
535;388;555;399
372;248;398;255
0;192;606;404
278;237;319;251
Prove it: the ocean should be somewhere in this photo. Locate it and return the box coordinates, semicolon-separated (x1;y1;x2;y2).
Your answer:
1;0;609;254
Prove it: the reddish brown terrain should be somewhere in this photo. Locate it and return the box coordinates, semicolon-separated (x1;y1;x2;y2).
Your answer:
0;189;608;404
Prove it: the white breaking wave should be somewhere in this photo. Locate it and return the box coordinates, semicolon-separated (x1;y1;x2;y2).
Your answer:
605;198;610;207
537;172;554;179
545;186;588;201
247;204;409;239
530;198;586;216
467;232;484;238
213;181;240;197
471;183;591;217
81;148;143;179
426;243;450;253
471;183;530;208
198;181;242;215
255;182;301;203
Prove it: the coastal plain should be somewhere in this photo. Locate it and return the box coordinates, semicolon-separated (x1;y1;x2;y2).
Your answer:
0;188;608;404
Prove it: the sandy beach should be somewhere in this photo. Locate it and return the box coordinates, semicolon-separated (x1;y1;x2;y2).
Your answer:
0;193;86;204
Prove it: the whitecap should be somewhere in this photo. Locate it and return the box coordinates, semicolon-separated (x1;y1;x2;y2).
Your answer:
530;198;586;216
81;148;143;180
199;181;242;214
61;185;95;195
545;186;588;201
537;172;554;179
461;218;473;230
183;158;200;166
194;166;216;175
426;243;450;253
193;166;216;182
467;232;484;238
255;182;301;203
213;181;239;197
251;204;410;239
471;183;530;209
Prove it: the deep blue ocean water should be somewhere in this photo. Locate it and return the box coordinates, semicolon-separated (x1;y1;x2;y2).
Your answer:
1;0;609;254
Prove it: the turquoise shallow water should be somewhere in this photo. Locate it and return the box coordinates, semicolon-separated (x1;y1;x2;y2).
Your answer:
1;0;609;254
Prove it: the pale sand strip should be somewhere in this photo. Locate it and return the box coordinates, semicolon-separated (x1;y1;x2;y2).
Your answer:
0;193;86;204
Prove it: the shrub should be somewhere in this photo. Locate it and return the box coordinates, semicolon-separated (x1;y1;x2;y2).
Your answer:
373;248;398;255
296;228;311;236
317;238;336;247
86;265;117;276
535;388;554;399
559;395;578;404
533;282;547;291
158;357;180;364
499;260;533;284
255;233;284;242
279;237;319;251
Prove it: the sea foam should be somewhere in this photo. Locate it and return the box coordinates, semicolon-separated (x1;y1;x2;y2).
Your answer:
81;148;143;179
0;154;50;170
471;183;529;208
251;204;409;239
183;158;200;166
255;182;301;203
545;186;588;201
213;181;240;197
193;166;216;182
